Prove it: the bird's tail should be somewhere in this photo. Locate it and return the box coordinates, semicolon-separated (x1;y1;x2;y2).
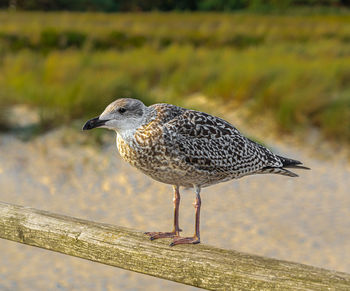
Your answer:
259;155;310;177
277;155;310;170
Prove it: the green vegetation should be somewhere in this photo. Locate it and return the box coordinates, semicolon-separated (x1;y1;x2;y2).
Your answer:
1;0;349;12
0;11;349;142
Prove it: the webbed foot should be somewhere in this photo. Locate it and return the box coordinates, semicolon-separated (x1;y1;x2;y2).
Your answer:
169;235;200;246
144;230;181;241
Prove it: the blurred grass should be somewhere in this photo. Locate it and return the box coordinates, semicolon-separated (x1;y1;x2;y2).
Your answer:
0;11;349;143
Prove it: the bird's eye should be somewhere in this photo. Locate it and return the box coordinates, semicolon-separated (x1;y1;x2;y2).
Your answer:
118;107;126;114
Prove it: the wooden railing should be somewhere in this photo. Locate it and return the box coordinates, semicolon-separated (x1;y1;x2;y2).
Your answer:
0;201;350;290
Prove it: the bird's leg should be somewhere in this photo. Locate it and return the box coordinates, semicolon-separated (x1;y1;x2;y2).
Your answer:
145;185;182;240
172;185;182;234
170;185;201;246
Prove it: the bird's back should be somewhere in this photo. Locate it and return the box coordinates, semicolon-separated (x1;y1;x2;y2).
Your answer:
162;108;287;185
117;103;303;188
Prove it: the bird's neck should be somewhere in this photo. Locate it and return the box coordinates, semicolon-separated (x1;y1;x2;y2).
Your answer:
116;128;137;144
115;107;158;146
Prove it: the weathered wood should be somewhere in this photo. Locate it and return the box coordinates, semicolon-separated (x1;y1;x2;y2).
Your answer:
0;201;349;290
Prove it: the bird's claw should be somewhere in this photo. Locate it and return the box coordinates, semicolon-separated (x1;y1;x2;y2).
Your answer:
169;236;200;246
144;230;181;240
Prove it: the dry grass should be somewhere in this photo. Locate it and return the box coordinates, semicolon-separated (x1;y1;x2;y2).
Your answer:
0;11;349;142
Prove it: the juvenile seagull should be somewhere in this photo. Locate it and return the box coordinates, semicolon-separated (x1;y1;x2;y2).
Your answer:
83;98;309;246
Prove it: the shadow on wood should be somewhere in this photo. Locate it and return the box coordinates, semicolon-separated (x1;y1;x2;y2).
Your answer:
0;201;349;290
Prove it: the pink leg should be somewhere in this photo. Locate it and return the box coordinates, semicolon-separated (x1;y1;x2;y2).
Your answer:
145;185;182;240
170;186;201;246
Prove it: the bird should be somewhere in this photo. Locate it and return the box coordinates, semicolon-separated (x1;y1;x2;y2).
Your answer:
83;98;309;246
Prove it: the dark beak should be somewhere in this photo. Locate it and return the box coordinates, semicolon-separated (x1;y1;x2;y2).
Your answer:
82;117;106;130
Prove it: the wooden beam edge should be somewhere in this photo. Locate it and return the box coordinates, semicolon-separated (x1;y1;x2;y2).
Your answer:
0;201;350;290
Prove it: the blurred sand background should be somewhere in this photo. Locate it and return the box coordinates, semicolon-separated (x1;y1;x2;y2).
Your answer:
1;6;350;290
0;112;349;290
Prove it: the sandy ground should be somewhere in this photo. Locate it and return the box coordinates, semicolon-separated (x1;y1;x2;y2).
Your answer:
0;125;350;290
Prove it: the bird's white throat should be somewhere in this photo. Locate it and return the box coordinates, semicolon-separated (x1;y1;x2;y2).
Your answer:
116;128;137;145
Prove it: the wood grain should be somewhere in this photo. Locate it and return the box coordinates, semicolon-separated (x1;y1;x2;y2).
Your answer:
0;201;349;290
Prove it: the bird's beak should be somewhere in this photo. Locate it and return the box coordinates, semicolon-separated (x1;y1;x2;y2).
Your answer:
82;117;107;130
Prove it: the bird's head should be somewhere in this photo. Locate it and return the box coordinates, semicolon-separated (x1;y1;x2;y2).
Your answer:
83;98;147;133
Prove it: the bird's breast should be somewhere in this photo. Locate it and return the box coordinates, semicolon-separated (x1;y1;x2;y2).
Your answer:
116;125;166;169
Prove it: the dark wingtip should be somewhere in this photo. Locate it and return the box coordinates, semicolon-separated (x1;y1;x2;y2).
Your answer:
287;165;311;170
277;155;310;170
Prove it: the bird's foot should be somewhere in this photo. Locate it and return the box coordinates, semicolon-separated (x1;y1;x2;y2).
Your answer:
144;230;181;241
169;236;200;246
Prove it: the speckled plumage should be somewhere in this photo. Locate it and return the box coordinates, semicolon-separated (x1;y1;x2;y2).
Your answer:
116;102;300;188
83;98;308;245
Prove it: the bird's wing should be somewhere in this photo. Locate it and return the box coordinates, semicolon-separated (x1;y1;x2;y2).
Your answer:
164;110;282;174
